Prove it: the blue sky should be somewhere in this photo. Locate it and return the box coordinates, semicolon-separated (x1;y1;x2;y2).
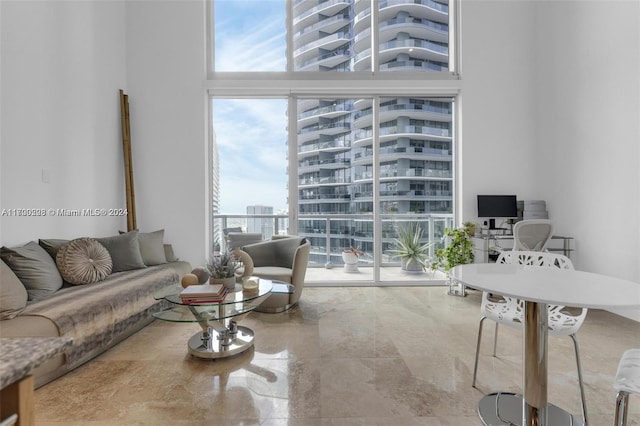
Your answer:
213;99;288;215
214;0;285;72
213;1;287;214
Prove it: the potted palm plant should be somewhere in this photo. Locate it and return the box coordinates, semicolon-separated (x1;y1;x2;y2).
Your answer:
206;251;240;289
388;223;434;273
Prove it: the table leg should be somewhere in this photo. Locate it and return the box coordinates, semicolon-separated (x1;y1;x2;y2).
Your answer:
523;301;548;425
0;374;35;426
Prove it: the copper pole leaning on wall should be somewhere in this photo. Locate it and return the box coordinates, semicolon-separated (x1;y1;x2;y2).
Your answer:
120;89;137;231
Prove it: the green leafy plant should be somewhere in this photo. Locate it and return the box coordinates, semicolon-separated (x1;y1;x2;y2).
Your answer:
206;251;240;278
388;222;435;271
432;227;475;271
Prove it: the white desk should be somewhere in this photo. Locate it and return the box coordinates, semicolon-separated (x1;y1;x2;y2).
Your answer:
472;235;573;263
450;263;640;426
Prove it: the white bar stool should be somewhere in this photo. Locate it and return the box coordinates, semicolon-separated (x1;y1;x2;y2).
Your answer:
614;348;640;426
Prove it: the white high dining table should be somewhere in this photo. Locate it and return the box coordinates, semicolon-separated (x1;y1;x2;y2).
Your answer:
450;263;640;426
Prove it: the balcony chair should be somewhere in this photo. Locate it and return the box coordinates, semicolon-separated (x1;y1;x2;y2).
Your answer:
233;236;310;313
224;231;263;251
472;251;588;424
512;219;554;251
613;348;640;426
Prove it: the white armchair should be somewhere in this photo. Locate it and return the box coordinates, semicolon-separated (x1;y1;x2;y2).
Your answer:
233;236;310;313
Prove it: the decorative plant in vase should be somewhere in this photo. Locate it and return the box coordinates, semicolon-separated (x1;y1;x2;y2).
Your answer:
388;222;435;273
342;246;364;273
205;251;240;289
432;227;475;295
432;227;475;272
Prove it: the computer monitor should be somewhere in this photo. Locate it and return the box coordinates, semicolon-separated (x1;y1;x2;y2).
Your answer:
477;195;517;229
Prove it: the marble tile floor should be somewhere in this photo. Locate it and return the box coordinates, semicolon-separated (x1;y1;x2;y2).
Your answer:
34;286;639;425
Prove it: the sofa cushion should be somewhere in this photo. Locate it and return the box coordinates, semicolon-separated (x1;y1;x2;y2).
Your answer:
164;244;177;262
39;239;69;261
56;238;113;285
0;241;63;301
139;229;167;265
120;229;167;266
0;259;28;319
96;230;146;273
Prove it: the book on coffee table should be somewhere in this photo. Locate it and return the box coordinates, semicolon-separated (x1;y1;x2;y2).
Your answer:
179;284;225;299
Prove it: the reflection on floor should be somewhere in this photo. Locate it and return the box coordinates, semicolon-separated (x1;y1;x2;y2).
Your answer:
305;265;448;284
34;287;639;425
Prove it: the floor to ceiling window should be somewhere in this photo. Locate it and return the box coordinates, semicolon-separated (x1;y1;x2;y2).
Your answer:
210;0;459;285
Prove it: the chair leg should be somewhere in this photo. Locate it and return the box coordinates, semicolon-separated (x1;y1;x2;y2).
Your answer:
569;334;588;425
492;322;499;357
614;391;629;426
472;316;487;388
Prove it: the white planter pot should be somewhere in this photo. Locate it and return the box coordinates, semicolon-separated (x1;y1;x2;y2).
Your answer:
342;252;359;273
402;258;424;274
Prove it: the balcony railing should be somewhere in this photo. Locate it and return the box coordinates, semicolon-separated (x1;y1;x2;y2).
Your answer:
214;213;454;266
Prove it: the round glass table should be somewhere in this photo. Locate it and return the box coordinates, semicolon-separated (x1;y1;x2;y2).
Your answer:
153;279;275;359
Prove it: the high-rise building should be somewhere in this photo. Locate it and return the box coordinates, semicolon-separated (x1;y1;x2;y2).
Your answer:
247;205;274;239
293;0;452;265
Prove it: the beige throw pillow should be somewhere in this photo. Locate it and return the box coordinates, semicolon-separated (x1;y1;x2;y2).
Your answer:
56;238;113;285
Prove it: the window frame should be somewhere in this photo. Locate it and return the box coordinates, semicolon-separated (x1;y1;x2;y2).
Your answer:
207;0;463;282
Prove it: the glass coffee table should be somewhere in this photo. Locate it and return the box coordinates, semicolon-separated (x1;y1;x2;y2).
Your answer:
153;279;292;359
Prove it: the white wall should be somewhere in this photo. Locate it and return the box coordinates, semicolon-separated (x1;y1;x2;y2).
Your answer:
534;0;640;283
459;0;640;287
1;1;127;245
125;0;208;265
458;0;539;227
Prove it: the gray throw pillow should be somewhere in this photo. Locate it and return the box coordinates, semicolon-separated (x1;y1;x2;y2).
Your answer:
0;241;64;301
97;231;146;273
39;238;69;261
0;259;28;319
120;229;167;266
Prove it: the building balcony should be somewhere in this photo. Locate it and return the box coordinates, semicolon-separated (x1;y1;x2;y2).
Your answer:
297;103;352;127
354;0;449;34
353;39;448;70
298;137;351;154
295;48;352;71
294;13;350;47
299;176;351;187
353;103;451;127
298;158;351;173
352;146;452;165
354;168;453;181
297;122;351;143
353;125;451;146
353;17;448;52
293;32;351;64
293;0;352;30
